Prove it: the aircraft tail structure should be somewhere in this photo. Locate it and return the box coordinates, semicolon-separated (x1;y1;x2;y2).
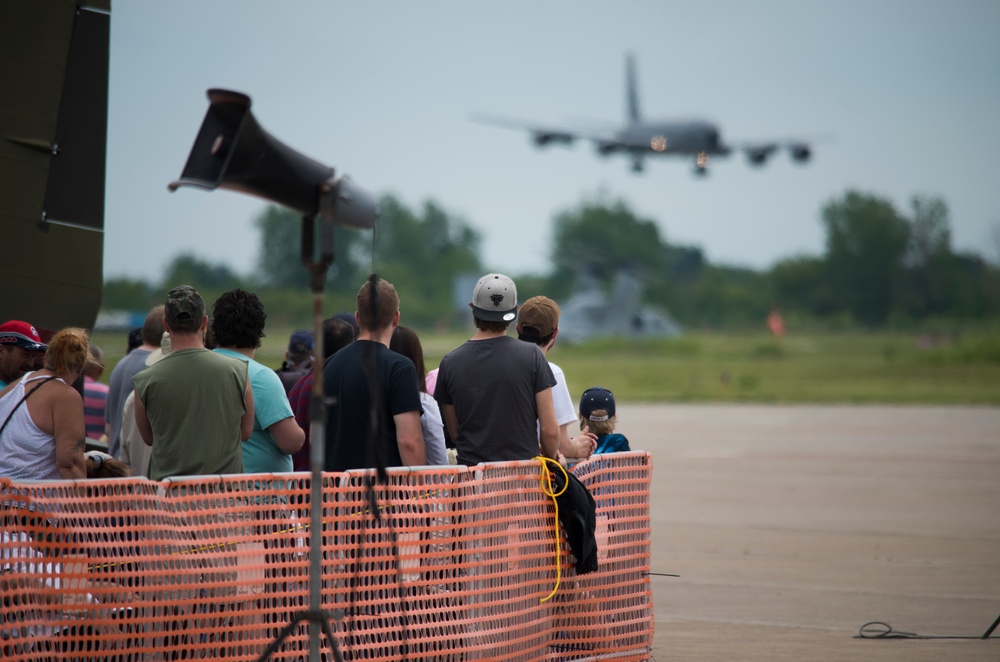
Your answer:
607;271;644;335
626;53;641;124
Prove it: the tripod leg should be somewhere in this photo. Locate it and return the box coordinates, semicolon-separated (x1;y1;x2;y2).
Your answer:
255;612;306;662
320;616;344;662
983;613;1000;639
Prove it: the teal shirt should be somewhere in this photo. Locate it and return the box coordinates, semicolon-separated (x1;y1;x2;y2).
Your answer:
213;348;295;474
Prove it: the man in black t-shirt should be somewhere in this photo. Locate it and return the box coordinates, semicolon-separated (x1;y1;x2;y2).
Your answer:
322;277;425;471
434;273;560;465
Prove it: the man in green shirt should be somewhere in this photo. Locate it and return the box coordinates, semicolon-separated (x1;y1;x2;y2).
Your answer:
133;285;254;481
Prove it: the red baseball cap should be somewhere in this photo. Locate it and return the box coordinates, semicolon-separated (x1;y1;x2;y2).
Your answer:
0;320;48;351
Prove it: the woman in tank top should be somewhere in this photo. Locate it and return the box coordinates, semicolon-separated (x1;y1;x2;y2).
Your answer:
0;327;90;480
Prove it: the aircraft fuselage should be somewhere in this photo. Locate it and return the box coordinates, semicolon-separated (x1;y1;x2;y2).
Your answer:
614;120;731;156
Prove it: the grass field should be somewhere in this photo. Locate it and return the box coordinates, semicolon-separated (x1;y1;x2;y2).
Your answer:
90;328;1000;405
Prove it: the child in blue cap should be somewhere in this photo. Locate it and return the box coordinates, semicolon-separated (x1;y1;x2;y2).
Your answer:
578;387;630;454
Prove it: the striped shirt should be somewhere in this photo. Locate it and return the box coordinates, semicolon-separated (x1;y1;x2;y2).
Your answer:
83;376;109;440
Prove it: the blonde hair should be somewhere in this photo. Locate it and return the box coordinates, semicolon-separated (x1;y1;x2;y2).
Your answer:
44;327;91;375
580;410;616;436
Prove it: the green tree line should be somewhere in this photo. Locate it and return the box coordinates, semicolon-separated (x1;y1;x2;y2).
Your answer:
102;191;1000;331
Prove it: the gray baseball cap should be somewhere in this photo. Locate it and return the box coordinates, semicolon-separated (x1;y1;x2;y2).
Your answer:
471;273;518;322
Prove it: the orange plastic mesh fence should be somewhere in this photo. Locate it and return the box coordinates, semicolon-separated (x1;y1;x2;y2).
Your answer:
1;452;652;661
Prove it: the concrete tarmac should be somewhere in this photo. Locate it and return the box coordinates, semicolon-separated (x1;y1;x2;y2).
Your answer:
629;404;1000;661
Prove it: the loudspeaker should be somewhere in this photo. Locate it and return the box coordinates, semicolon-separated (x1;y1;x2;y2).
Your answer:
169;89;377;228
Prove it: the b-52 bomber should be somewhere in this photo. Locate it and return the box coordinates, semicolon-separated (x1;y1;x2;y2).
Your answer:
474;53;817;175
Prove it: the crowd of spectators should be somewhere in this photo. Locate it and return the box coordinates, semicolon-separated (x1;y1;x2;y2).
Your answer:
1;271;632;482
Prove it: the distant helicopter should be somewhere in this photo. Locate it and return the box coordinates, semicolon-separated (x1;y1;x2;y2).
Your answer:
555;270;682;343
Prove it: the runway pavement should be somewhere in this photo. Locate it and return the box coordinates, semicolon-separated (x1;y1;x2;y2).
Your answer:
628;404;1000;662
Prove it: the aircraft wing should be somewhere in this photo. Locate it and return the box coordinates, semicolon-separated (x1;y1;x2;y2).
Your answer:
0;0;111;332
471;113;664;158
731;134;833;166
470;113;590;147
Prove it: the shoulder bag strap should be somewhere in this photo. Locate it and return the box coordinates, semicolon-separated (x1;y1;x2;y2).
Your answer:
0;375;58;438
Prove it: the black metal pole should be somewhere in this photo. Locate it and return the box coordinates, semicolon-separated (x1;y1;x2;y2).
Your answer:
257;214;341;662
304;214;341;662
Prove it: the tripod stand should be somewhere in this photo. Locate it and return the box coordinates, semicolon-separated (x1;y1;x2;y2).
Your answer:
257;214;343;662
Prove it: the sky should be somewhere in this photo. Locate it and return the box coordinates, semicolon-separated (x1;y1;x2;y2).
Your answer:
104;1;1000;282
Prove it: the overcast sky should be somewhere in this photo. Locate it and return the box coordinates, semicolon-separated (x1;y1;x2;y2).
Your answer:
104;1;1000;282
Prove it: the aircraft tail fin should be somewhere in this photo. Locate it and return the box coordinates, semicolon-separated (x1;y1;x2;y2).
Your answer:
626;53;641;124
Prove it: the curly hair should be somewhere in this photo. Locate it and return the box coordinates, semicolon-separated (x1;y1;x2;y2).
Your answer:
44;327;91;375
211;289;267;350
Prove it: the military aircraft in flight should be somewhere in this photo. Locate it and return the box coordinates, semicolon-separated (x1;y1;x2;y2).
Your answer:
473;53;816;175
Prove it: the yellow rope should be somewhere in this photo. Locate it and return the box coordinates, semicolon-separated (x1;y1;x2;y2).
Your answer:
535;456;569;603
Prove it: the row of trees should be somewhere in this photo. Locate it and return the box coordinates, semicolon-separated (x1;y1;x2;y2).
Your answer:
102;190;1000;330
538;190;1000;328
102;194;483;328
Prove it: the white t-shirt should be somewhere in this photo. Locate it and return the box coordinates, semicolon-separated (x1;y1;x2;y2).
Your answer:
549;362;578;427
419;391;448;465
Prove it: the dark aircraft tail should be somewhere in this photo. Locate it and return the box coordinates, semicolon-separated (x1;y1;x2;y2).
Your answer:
0;0;110;333
626;53;641;124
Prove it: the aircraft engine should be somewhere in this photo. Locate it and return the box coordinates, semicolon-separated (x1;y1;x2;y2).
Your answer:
745;144;777;166
789;143;811;162
532;132;574;147
596;140;620;156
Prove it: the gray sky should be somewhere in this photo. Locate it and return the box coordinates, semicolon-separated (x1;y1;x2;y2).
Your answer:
105;1;1000;281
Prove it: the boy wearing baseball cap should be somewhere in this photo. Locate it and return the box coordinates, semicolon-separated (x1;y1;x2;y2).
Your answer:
434;273;560;465
517;296;598;460
275;329;314;395
579;387;631;454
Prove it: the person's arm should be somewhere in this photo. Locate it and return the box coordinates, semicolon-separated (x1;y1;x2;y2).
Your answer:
240;379;254;442
559;423;598;459
120;395;136;465
268;416;305;454
53;390;87;479
394;410;426;466
535;387;560;460
440;403;459;445
133;386;154;447
288;376;312;438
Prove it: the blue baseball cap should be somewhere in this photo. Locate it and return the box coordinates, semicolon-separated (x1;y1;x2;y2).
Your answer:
580;387;616;421
288;329;314;354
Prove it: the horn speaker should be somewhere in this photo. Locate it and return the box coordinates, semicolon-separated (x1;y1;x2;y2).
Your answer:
169;89;377;228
